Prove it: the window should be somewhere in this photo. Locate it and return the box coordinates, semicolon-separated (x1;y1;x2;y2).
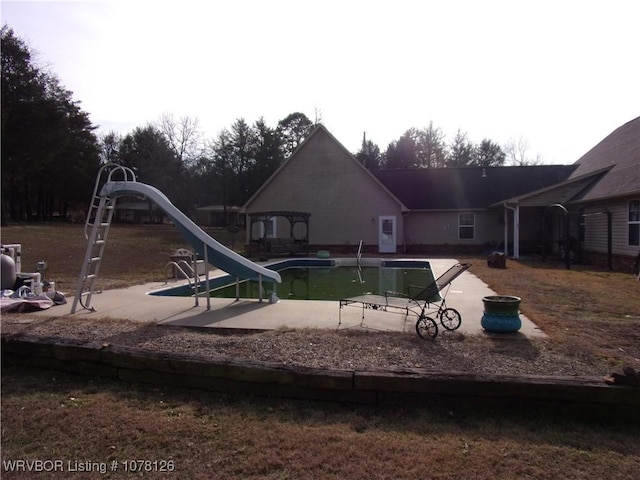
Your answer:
630;200;640;246
459;212;475;240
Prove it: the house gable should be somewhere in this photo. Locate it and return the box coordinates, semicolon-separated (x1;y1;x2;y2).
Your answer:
570;116;640;203
244;125;406;246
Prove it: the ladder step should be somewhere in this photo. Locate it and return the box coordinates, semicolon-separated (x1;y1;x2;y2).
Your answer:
85;274;97;280
88;257;101;264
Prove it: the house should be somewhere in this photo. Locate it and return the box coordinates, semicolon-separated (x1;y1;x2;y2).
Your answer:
551;116;639;270
487;116;639;271
194;205;244;227
243;119;640;271
373;164;577;255
114;200;168;224
244;125;406;253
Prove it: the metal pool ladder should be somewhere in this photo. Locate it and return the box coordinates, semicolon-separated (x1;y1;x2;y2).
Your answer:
71;164;136;313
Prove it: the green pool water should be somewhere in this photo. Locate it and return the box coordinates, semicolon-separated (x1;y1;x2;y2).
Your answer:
211;266;435;301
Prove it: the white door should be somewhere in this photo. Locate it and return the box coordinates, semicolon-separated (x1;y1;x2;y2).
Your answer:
378;216;397;253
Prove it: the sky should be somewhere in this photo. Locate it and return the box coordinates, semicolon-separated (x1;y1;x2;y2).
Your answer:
2;0;639;164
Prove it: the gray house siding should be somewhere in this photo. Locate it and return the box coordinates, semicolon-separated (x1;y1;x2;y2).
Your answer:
404;210;500;246
581;197;640;257
568;117;639;264
405;208;545;253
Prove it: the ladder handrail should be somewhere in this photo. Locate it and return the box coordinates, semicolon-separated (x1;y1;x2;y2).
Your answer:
84;163;137;239
71;195;115;313
72;164;135;313
164;261;195;286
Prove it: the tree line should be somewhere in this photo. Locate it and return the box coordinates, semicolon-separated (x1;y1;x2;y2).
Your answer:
1;25;100;224
99;112;314;215
1;25;541;225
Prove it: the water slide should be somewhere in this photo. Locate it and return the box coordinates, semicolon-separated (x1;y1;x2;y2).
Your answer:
100;181;281;284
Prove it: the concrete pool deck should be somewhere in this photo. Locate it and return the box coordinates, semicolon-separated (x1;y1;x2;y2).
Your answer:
34;258;545;339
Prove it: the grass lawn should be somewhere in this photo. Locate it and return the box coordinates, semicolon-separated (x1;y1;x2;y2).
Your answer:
2;223;639;479
2;365;639;480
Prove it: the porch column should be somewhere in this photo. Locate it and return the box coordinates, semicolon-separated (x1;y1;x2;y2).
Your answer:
504;208;509;256
503;203;520;259
513;205;520;259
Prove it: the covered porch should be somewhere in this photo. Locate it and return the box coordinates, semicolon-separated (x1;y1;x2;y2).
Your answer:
498;170;612;267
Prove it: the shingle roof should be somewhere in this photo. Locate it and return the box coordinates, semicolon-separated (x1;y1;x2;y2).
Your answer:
374;165;577;210
569;116;640;202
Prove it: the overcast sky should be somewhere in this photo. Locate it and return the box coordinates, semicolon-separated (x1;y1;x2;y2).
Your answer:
2;0;639;164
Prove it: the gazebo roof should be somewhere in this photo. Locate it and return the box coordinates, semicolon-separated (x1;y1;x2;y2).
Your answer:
248;211;310;220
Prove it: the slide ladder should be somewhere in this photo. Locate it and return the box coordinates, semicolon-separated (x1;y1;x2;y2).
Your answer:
71;164;136;313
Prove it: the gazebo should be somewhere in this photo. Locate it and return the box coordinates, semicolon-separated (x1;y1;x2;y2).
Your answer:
248;211;310;256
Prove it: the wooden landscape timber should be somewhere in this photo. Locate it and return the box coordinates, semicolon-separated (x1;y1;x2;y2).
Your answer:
3;333;639;420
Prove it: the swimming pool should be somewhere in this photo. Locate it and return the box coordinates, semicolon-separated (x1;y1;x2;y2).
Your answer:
150;258;435;301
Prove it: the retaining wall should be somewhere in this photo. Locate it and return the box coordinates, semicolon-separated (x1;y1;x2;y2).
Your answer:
2;333;639;419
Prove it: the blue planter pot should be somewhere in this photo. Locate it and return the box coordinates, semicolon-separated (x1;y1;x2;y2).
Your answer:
481;312;522;332
481;296;522;333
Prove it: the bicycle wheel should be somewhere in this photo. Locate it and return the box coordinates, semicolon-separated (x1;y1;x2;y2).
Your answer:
440;308;461;330
415;315;438;339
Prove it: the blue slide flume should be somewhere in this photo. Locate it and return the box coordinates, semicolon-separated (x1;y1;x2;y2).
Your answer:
100;181;281;283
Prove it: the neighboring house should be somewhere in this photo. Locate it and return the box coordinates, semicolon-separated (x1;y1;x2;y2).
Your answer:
114;200;167;224
243;119;640;271
195;205;244;227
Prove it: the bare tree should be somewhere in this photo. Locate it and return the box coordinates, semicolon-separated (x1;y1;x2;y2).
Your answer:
157;113;204;167
504;136;543;165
